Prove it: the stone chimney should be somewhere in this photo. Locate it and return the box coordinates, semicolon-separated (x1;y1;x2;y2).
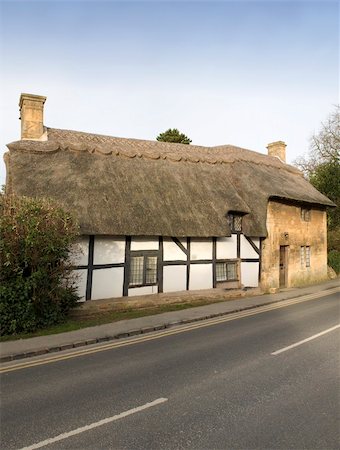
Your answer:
266;141;286;163
19;93;47;140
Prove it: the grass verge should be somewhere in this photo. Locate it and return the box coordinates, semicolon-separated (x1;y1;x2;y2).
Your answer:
0;300;212;342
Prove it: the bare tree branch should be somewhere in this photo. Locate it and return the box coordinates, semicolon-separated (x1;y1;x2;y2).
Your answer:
294;105;339;178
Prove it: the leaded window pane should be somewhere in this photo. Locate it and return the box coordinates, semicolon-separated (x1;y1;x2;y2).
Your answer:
146;256;157;284
233;216;242;231
227;262;237;280
228;214;242;232
306;246;311;267
216;263;227;282
216;262;238;282
300;246;305;268
130;256;144;286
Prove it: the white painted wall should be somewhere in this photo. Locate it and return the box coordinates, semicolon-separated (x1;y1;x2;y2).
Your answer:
189;264;213;290
128;285;158;296
163;265;187;292
240;236;259;259
163;238;187;261
131;237;159;251
191;238;212;260
241;262;259;287
93;236;125;265
177;238;187;249
216;236;237;259
91;267;124;300
72;235;261;300
73;269;87;301
251;238;260;250
70;237;89;266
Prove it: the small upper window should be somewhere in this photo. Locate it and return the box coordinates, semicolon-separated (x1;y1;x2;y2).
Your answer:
301;208;311;222
228;214;242;232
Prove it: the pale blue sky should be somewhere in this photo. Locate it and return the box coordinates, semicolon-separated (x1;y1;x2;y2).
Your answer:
0;0;339;185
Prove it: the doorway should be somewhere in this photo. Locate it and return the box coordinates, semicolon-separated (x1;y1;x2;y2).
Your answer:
279;246;288;288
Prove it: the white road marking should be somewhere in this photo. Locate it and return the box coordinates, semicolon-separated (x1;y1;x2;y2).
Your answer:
18;398;168;450
271;324;340;355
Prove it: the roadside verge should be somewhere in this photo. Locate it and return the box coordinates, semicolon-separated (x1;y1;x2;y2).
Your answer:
1;279;338;363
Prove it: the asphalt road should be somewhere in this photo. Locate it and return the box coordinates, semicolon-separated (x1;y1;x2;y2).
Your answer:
1;291;339;450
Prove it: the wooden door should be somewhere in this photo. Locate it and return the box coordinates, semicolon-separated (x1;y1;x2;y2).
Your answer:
279;246;288;288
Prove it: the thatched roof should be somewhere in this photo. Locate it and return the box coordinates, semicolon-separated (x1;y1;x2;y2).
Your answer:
5;128;335;237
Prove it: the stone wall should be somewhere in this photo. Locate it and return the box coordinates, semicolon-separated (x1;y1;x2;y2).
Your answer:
261;200;328;291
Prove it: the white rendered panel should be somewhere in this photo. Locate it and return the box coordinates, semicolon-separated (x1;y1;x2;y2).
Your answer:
91;267;124;300
241;262;259;287
73;269;87;302
216;236;237;259
163;238;187;261
131;238;159;251
69;236;89;266
93;236;125;265
128;285;158;296
240;236;259;259
191;239;212;261
163;265;187;292
190;264;213;290
251;238;260;250
177;239;187;249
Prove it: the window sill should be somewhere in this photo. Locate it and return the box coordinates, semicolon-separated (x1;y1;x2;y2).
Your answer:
129;283;158;289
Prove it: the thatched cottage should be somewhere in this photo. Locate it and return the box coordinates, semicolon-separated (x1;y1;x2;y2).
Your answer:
4;94;335;300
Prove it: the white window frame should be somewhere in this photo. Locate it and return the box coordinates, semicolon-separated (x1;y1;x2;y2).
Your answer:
300;246;311;269
305;246;311;268
300;246;305;269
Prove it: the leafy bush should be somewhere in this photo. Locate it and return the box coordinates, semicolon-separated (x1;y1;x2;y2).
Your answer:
328;227;340;252
328;250;340;275
0;192;80;335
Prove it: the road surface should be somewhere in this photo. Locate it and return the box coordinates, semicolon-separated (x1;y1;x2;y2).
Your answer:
1;290;339;449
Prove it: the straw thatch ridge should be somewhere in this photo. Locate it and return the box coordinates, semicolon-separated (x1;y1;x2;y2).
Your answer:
5;128;335;237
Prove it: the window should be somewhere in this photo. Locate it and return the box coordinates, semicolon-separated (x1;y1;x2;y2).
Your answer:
216;261;238;282
300;246;305;269
305;246;311;267
300;246;311;269
301;208;311;222
228;214;242;232
129;254;158;287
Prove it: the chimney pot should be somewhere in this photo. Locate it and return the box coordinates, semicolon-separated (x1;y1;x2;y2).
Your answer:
19;93;47;140
267;141;286;163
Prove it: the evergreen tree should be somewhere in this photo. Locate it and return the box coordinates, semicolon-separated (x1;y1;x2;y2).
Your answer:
157;128;192;144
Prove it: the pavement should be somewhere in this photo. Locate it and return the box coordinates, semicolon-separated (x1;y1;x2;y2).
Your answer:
1;278;339;363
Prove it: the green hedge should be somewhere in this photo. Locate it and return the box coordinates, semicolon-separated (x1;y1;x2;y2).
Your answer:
0;193;80;335
328;250;340;275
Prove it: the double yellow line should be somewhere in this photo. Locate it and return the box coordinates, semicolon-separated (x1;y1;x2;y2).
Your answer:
1;287;338;374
